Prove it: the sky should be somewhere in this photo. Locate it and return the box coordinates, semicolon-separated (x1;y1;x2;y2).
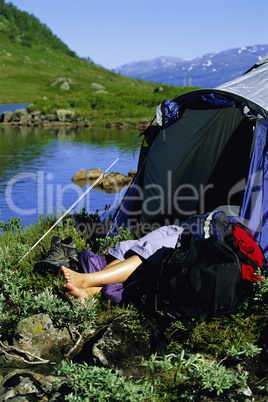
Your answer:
8;0;268;70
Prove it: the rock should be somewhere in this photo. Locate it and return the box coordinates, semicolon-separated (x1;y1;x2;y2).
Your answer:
0;370;66;401
56;109;75;122
11;109;28;122
93;90;109;95
72;168;87;181
128;170;137;178
105;173;132;185
91;314;150;376
9;313;74;364
60;81;70;90
50;77;66;86
86;168;104;179
116;121;128;130
153;86;163;93
45;113;57;122
0;110;13;123
19;114;31;126
90;83;106;90
72;169;133;190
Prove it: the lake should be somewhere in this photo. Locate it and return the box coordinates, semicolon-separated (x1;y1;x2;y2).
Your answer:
0;120;142;229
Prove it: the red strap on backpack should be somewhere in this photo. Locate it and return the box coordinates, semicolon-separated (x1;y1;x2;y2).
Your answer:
225;223;265;282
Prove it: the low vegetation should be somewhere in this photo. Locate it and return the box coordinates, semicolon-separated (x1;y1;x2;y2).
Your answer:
0;210;267;400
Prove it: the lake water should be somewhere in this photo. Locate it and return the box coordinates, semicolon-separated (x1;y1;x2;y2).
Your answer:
0;121;142;229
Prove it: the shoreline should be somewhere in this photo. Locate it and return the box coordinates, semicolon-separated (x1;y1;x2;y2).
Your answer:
0;108;150;130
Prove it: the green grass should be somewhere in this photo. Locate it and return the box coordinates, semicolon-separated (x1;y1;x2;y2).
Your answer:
0;32;197;125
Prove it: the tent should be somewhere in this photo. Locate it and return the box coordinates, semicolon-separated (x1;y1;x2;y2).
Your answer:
110;56;268;259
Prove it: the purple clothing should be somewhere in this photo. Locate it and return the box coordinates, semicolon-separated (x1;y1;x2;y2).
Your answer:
78;249;124;304
78;225;184;304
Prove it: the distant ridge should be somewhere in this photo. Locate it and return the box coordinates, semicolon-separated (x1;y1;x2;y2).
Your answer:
115;45;268;88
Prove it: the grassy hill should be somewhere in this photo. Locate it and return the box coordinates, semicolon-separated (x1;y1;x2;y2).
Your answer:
0;1;196;125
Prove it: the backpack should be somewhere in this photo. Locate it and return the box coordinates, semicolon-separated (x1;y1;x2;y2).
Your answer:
155;233;242;326
224;222;265;282
154;211;266;337
180;210;265;282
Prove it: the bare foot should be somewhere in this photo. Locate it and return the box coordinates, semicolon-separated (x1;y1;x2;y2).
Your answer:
61;266;93;289
62;281;89;304
61;266;102;303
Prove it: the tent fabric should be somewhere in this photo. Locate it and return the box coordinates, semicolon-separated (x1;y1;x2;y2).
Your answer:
216;62;268;119
141;107;244;222
110;56;268;259
240;119;268;258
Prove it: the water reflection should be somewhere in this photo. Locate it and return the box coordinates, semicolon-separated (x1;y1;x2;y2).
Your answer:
0;126;141;227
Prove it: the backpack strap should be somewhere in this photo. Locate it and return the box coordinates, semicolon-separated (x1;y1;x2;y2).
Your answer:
225;222;262;271
203;211;230;240
203;211;216;239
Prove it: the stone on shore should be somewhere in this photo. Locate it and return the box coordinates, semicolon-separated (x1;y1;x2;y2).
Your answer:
71;168;136;190
0;110;13;123
72;168;88;181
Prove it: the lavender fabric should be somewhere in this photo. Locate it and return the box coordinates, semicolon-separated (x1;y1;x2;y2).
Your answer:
78;225;184;304
108;225;184;267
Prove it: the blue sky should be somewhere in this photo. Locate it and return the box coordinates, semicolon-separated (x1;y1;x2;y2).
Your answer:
9;0;268;70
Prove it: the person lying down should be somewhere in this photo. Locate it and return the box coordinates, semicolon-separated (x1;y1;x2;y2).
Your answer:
60;205;248;305
62;225;184;305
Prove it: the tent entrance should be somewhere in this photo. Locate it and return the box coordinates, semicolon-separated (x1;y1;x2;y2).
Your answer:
140;107;255;225
201;117;255;214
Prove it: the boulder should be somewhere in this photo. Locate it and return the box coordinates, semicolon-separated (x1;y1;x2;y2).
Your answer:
50;77;67;86
0;110;13;123
90;83;106;90
128;170;137;178
116;121;128;129
56;109;75;122
104;173;132;185
93;90;109;95
86;168;104;179
72;168;87;181
0;370;69;401
91;314;150;376
19;114;31;126
60;81;70;90
11;109;28;122
45;113;58;122
153;86;163;93
72;169;133;190
11;313;74;363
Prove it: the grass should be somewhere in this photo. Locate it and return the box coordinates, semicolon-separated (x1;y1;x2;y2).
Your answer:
0;209;267;400
0;31;198;126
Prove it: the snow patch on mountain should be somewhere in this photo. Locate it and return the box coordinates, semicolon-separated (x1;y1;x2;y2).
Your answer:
114;44;268;88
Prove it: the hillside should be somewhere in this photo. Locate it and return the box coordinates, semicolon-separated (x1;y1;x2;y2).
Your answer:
115;45;268;88
0;1;193;126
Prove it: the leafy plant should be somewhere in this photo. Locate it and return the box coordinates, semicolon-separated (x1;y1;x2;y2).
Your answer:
198;361;247;396
56;360;154;401
0;217;22;233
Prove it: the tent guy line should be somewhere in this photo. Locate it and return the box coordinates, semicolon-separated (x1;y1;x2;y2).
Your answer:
17;136;140;264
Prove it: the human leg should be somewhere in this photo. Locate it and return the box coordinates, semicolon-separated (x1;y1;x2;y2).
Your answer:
61;255;143;300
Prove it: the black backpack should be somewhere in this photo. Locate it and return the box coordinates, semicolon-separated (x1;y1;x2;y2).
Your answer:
154;210;266;327
155;233;242;326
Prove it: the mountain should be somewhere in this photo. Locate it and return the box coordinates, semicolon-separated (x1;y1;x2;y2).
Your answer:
115;45;268;88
